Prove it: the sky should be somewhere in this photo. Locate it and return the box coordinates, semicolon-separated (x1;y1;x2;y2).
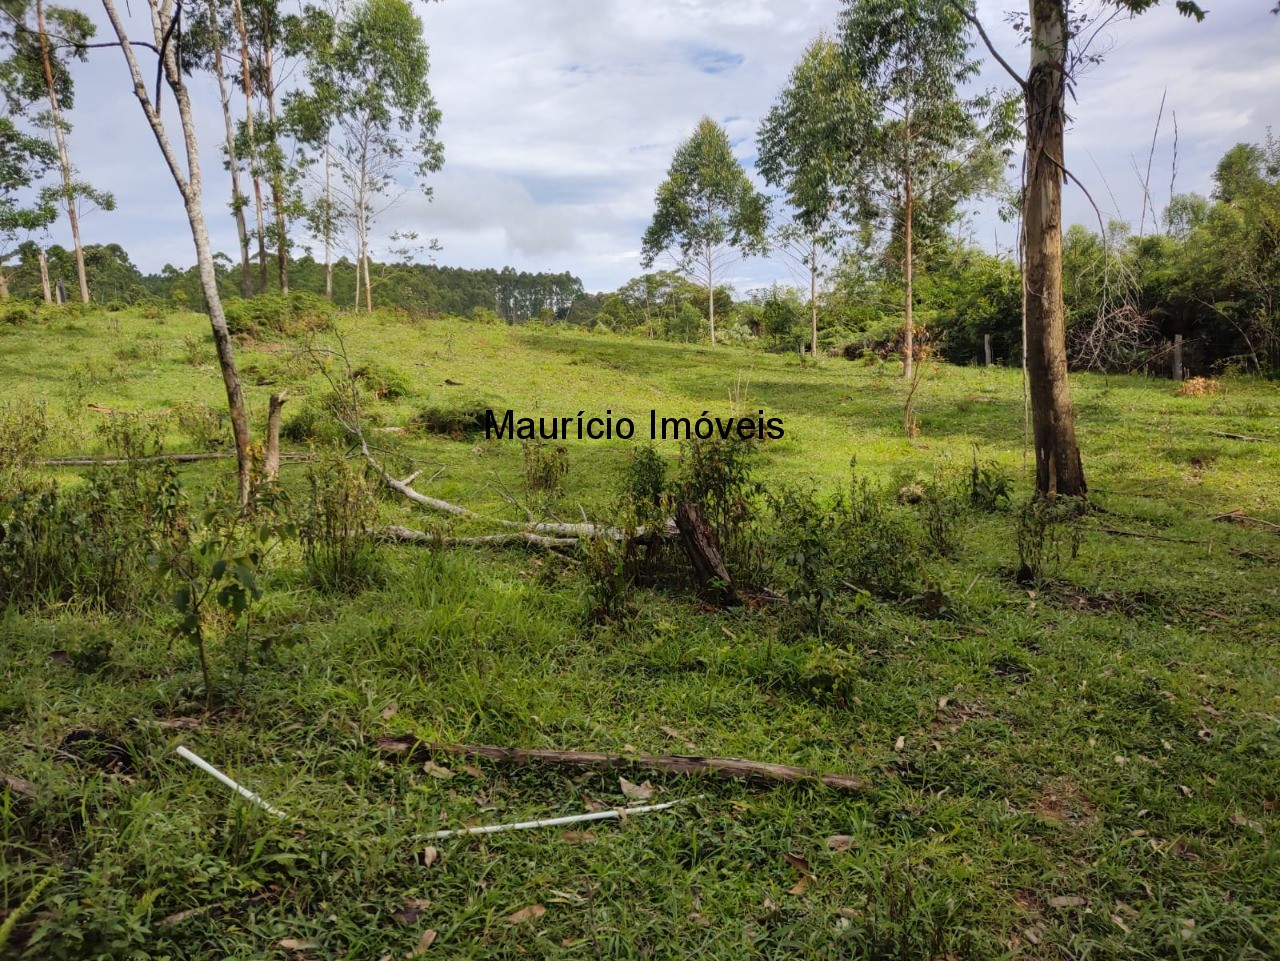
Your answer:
45;1;1280;294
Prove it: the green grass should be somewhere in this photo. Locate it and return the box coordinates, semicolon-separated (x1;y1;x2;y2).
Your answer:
2;307;1280;959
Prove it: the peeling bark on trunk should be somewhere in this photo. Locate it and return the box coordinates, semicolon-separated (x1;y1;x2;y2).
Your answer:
261;18;288;294
705;240;716;346
810;237;819;357
36;0;89;304
1024;0;1086;499
263;391;287;481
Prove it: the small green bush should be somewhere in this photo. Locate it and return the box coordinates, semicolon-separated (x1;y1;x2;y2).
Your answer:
410;399;490;439
354;362;411;401
281;392;354;447
0;302;35;325
522;440;569;495
1015;496;1085;585
298;452;385;594
223;291;334;338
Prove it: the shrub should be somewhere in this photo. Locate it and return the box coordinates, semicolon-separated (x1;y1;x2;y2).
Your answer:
1015;496;1085;585
410;399;490;439
522;440;569;495
354;362;411;401
0;400;49;475
173;402;228;451
621;445;667;522
967;453;1014;512
765;472;920;635
672;436;762;579
222;291;334;338
916;474;966;557
179;333;208;366
298;452;384;594
1177;376;1220;397
0;414;185;611
281;393;354;447
0;302;35;325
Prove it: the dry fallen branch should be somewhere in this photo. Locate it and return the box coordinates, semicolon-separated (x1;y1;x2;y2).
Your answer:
1213;510;1280;532
1207;431;1265;443
379;525;578;549
377;738;866;793
36;452;313;467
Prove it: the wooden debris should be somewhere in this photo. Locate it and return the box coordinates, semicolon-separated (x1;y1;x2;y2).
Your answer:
1207;430;1264;442
674;502;741;606
1213;510;1280;532
376;739;865;793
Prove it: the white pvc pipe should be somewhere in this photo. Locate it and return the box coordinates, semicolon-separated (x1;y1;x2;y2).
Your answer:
427;796;698;839
175;746;286;818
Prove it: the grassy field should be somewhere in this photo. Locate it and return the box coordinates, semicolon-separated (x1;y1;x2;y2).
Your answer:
2;307;1280;959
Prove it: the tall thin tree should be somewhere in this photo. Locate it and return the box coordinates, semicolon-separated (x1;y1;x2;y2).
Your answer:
641;117;769;346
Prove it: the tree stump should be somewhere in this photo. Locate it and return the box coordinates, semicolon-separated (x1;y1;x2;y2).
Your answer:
674;502;741;607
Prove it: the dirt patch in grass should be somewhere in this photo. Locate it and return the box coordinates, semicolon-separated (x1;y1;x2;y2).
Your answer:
1033;780;1098;830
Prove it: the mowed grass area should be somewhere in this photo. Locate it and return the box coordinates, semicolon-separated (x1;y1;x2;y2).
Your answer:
2;307;1280;959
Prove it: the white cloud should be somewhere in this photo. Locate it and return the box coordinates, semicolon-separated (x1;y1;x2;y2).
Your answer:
37;1;1280;295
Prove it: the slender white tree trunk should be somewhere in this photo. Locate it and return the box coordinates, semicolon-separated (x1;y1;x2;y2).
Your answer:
102;0;254;506
208;0;253;299
36;0;89;304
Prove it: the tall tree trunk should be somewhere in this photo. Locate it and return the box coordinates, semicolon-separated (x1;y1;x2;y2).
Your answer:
323;134;334;299
0;264;9;300
1024;0;1086;498
38;248;51;303
207;0;253;299
232;0;268;295
102;0;254;506
363;252;372;312
35;0;89;304
810;235;819;357
903;175;914;380
261;15;288;294
705;241;715;346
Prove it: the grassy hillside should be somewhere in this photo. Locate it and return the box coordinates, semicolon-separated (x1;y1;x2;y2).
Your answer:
2;308;1279;959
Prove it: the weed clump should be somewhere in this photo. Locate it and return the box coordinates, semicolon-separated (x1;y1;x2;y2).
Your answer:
1177;376;1220;397
223;291;334;339
1015;496;1086;585
0;414;184;611
522;440;569;496
410;399;491;439
299;452;385;594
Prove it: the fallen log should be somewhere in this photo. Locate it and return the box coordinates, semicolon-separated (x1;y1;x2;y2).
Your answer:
358;435;633;540
376;738;865;793
36;452;312;467
1208;430;1265;442
379;525;578;549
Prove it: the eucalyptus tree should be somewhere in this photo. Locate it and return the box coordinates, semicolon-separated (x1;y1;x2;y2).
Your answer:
757;35;854;356
641;117;769;346
242;0;292;293
0;116;56;298
101;0;254;505
294;0;442;312
184;0;254;296
836;0;1017;379
957;0;1210;498
1;0;111;303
